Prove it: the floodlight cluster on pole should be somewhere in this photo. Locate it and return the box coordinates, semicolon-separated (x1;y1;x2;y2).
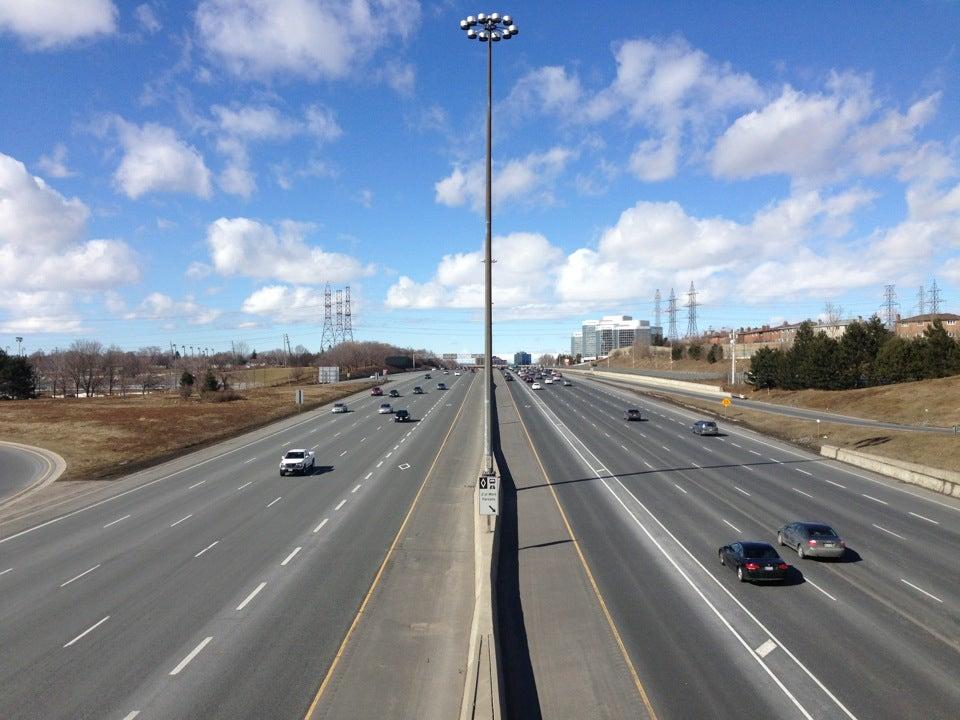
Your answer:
459;11;518;477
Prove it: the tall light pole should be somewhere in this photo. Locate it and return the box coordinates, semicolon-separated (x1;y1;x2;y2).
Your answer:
460;11;518;476
15;336;23;356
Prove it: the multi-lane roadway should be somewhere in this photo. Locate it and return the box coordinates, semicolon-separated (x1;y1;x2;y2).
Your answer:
0;371;474;719
505;372;960;719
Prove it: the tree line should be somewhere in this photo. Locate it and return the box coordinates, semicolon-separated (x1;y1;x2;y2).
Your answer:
748;317;960;390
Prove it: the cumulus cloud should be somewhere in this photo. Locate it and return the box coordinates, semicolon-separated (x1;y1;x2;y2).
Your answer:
212;104;301;140
0;0;116;49
0;153;139;331
506;66;582;118
111;118;213;199
135;3;161;33
125;292;221;325
241;284;330;323
37;144;76;178
435;147;576;212
385;233;564;310
711;72;939;183
196;0;419;80
204;217;373;284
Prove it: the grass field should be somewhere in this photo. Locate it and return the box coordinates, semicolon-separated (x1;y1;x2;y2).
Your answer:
0;381;378;482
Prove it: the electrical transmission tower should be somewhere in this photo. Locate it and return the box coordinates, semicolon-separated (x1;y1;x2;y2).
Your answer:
685;282;699;338
917;285;926;315
928;279;942;314
654;289;662;333
320;283;336;348
667;288;678;342
334;289;344;344
882;284;898;330
344;286;354;342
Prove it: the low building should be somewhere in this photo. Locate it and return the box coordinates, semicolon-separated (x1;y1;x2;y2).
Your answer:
514;351;532;365
896;313;960;340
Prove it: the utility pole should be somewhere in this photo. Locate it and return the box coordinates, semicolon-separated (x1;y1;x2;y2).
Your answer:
335;289;344;344
929;279;942;314
917;285;926;315
667;288;678;342
320;283;335;348
730;330;736;385
344;286;354;342
15;336;23;356
686;282;699;338
882;284;898;330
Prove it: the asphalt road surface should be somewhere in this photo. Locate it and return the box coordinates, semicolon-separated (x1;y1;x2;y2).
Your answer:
0;443;49;501
506;373;960;720
0;371;475;720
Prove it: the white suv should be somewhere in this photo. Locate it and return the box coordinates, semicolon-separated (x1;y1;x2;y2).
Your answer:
279;449;315;476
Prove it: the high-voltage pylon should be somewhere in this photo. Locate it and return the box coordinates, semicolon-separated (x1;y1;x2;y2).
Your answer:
917;285;926;315
654;289;661;333
334;289;344;343
320;283;336;348
882;284;898;330
685;282;699;338
667;288;678;342
343;286;354;342
929;279;942;314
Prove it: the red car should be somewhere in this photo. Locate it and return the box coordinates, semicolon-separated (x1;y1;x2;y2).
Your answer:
370;386;383;396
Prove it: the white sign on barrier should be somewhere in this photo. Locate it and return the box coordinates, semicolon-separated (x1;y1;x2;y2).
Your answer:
479;475;499;516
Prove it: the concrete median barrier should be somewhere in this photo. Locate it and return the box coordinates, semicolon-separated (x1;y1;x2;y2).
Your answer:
821;445;960;499
565;367;731;398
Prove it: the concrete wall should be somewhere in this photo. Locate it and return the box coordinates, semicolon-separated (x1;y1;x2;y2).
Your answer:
821;445;960;499
566;368;731;398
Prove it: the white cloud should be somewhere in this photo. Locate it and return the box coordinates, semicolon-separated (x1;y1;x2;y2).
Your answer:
0;290;84;333
212;104;301;140
380;62;415;96
355;189;374;208
126;292;221;325
135;4;161;33
506;66;582;117
186;261;213;279
385;233;564;310
304;104;343;142
629;134;679;181
711;73;939;183
943;257;960;286
37;144;76;178
435;147;576;212
216;136;256;197
0;0;116;49
204;217;373;284
241;284;328;323
195;0;420;80
112;118;213;199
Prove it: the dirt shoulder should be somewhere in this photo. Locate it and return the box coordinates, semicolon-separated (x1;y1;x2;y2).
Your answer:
0;380;379;482
607;382;960;475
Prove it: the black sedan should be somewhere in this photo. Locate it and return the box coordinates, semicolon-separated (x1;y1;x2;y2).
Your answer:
393;409;411;422
719;542;790;583
389;389;401;398
624;408;643;421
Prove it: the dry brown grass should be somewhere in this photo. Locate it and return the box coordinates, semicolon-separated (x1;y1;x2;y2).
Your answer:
0;381;377;481
639;388;960;473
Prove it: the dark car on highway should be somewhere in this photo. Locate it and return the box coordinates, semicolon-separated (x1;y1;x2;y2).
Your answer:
371;386;383;396
393;409;411;422
624;408;643;421
692;420;719;435
425;373;432;379
778;522;845;559
437;382;447;390
719;542;789;583
389;389;400;397
413;386;424;394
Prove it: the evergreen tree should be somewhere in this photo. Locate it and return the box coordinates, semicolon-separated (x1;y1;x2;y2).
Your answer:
749;347;782;388
921;319;958;378
0;350;37;399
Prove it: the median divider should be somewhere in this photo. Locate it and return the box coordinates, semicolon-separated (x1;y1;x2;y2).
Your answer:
565;367;731;398
459;459;504;720
821;445;960;499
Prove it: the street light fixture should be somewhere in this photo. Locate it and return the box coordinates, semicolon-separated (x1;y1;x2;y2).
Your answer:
459;11;517;476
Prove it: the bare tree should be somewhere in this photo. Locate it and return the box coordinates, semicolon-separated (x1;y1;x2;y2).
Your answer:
66;339;104;397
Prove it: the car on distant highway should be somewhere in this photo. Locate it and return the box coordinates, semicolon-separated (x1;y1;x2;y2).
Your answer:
562;380;572;386
378;403;393;414
454;371;461;376
279;449;315;476
531;382;542;390
371;386;383;396
778;522;845;559
389;389;400;398
544;377;554;384
425;373;432;379
413;385;424;394
437;382;447;390
624;408;643;421
505;374;514;381
719;542;789;583
394;409;411;422
692;420;719;435
332;402;348;414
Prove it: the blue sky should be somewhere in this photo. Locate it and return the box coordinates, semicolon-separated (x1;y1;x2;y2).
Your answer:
1;1;959;360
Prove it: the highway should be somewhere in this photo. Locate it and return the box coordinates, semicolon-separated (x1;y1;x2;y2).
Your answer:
504;373;960;719
0;371;475;719
0;441;61;503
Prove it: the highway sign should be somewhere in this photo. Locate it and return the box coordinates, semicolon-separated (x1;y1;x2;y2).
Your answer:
295;389;304;405
479;475;499;515
721;397;731;407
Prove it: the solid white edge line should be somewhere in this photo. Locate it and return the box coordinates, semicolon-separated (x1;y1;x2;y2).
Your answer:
908;511;939;525
169;636;213;675
266;496;282;507
722;519;742;533
103;514;130;528
804;578;838;602
236;582;267;611
281;547;302;566
194;541;219;558
63;615;110;648
60;563;101;587
900;578;944;603
313;518;328;533
520;381;857;720
335;499;347;511
872;523;906;540
170;514;192;527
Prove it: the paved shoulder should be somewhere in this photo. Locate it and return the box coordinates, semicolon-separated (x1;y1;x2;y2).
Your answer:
308;374;482;719
0;441;66;507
